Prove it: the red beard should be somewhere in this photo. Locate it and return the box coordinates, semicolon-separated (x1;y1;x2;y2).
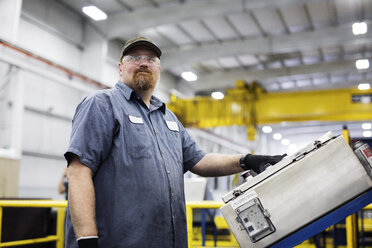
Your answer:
133;69;155;91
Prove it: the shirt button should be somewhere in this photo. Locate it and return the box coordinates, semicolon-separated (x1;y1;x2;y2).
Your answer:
167;170;170;174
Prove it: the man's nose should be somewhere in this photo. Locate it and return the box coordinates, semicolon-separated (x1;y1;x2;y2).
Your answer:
139;63;149;68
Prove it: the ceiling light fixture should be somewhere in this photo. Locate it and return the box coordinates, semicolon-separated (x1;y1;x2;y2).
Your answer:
262;126;272;134
362;123;372;130
82;6;107;21
211;91;224;100
352;22;368;35
358;83;371;90
361;96;371;104
363;130;372;138
181;71;197;82
356;59;370;70
273;133;282;140
281;139;290;146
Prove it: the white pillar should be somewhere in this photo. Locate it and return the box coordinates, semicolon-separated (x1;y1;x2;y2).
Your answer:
9;69;24;158
0;0;22;42
0;66;22;197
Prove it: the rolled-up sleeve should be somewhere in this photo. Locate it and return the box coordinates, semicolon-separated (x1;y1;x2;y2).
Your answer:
64;94;116;173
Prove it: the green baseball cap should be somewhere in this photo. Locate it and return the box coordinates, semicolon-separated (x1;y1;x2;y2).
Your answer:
120;36;162;61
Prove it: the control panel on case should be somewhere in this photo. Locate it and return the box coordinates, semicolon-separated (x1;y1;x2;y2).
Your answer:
236;198;275;243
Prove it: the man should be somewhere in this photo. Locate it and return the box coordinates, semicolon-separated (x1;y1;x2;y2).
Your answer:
64;36;284;248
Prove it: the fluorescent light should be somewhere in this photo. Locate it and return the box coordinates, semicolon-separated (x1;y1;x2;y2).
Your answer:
362;123;372;130
82;6;107;21
211;91;224;100
231;103;241;113
361;96;371;104
358;83;370;90
273;133;282;140
352;22;367;35
281;139;290;146
181;71;197;82
356;59;370;70
363;130;372;137
262;126;272;133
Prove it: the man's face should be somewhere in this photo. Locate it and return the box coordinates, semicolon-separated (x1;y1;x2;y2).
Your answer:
119;46;161;91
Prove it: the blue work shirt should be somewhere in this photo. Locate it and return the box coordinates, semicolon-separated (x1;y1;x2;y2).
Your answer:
64;81;206;248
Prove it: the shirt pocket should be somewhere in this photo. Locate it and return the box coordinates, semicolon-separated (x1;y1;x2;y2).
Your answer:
124;115;152;159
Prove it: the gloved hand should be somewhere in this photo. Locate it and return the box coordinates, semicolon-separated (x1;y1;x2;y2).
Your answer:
240;154;286;174
77;237;98;248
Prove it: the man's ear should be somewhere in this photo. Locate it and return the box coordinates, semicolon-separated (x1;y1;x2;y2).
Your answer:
118;62;123;75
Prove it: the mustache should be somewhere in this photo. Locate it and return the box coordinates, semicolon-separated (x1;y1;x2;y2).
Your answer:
135;68;151;74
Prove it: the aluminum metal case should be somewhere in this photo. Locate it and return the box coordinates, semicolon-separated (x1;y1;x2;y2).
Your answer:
220;132;372;248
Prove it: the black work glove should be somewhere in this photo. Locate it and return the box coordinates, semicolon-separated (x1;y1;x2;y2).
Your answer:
240;154;286;174
77;237;98;248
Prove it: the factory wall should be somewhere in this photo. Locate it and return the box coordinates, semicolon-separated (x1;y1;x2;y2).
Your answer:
14;1;96;199
0;0;246;200
0;0;181;199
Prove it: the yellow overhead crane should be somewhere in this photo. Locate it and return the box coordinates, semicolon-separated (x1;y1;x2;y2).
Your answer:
169;81;372;248
168;80;372;140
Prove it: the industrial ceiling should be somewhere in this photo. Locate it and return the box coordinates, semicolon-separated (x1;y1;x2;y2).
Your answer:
57;0;372;96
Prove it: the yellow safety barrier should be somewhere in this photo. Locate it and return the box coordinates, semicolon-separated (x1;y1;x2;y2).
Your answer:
0;200;67;248
186;201;239;248
0;200;370;248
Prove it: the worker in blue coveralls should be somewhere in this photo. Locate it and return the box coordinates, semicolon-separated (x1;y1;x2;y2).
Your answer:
64;36;285;248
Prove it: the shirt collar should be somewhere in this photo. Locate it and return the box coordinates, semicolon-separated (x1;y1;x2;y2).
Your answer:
115;81;166;114
150;95;166;114
115;81;133;101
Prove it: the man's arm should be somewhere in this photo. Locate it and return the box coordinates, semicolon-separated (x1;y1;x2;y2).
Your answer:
190;153;243;177
58;168;67;194
190;153;286;177
67;156;98;238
